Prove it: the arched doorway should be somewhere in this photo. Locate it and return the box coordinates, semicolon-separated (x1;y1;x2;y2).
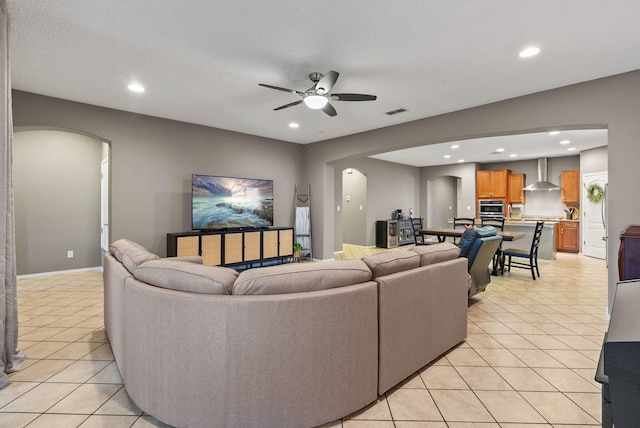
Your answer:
427;175;460;228
13;129;110;275
342;168;367;245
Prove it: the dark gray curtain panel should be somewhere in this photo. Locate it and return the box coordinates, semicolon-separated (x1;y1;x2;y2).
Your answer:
0;0;26;389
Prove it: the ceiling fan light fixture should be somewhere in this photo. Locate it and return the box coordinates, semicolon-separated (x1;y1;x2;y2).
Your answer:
303;94;328;109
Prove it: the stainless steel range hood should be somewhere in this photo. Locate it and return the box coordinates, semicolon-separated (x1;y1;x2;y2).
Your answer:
523;158;561;191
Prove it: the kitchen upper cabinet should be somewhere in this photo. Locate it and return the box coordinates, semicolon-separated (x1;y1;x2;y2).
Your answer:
557;221;579;253
477;169;510;199
508;173;526;204
561;170;580;204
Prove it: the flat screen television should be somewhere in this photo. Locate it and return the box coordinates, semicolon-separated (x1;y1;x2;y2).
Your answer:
192;174;274;230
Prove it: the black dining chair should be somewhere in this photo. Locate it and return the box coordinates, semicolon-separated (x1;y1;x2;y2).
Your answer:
480;216;505;231
410;217;429;245
501;221;544;280
481;216;505;274
453;217;475;243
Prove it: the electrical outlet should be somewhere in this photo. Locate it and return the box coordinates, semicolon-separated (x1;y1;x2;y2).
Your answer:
67;250;74;259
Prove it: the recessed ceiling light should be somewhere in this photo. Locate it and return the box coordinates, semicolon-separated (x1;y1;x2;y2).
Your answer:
496;148;505;153
289;122;299;129
519;46;540;58
128;83;145;93
451;144;460;149
510;154;518;158
458;159;464;163
549;131;560;136
568;147;577;151
560;140;570;145
443;155;451;159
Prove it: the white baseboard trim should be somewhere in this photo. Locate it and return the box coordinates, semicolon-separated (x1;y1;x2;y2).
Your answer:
18;266;103;279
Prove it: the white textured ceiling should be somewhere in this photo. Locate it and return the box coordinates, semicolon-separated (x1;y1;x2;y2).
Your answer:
8;1;640;157
371;129;608;167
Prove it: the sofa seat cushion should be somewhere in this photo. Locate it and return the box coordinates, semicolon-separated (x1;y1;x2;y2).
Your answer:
361;251;420;278
133;260;238;295
110;239;160;273
410;243;460;266
232;259;372;295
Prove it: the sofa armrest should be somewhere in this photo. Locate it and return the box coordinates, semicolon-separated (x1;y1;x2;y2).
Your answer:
377;257;468;394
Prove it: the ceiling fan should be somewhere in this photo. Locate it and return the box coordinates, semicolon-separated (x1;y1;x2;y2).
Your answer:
259;70;377;117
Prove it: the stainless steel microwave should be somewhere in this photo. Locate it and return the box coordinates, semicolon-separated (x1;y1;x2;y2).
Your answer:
479;200;505;218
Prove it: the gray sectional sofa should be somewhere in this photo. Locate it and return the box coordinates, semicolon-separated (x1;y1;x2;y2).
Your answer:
103;239;468;428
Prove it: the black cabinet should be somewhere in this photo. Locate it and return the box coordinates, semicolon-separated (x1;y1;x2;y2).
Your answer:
397;219;415;246
376;218;422;248
603;280;640;427
376;220;398;248
167;228;294;268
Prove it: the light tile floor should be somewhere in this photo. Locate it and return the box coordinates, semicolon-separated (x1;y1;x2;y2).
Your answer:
0;246;607;427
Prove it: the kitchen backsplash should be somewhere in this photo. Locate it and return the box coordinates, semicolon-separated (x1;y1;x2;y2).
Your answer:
517;190;568;219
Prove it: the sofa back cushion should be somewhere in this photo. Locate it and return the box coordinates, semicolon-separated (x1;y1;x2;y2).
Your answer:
361;251;420;279
232;259;372;295
133;260;238;295
410;242;460;266
109;239;160;273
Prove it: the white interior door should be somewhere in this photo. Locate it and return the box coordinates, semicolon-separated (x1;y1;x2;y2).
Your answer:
101;158;109;252
582;171;607;260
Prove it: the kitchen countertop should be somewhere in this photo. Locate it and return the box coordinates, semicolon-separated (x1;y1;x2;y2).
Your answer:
505;218;579;225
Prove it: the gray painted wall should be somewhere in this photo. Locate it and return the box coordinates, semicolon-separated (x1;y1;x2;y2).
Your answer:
420;162;477;227
14;130;102;274
332;157;420;250
13;91;304;265
581;146;608;174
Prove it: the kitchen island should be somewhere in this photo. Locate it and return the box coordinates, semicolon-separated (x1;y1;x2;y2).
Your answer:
445;217;565;261
502;220;559;261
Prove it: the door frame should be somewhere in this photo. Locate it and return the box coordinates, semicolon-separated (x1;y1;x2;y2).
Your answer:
101;157;110;252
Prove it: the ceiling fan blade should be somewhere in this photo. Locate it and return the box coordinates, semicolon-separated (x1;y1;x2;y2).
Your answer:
331;93;377;102
321;103;337;117
273;100;303;111
315;70;339;94
259;83;303;96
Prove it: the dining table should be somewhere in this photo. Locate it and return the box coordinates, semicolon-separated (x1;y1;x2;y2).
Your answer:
417;227;526;275
418;227;526;243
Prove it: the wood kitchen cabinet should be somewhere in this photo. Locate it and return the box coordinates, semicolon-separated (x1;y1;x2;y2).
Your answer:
477;169;510;199
561;170;580;204
557;221;579;253
508;173;526;204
